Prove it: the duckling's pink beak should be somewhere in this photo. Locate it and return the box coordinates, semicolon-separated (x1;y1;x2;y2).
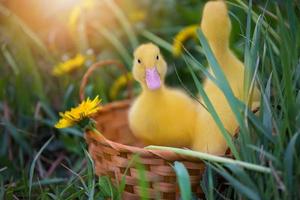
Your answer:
145;67;161;90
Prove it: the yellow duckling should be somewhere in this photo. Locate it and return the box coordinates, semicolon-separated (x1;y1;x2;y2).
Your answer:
192;0;260;154
128;43;199;147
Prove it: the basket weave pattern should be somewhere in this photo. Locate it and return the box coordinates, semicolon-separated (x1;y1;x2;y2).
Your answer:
82;61;205;199
85;100;205;200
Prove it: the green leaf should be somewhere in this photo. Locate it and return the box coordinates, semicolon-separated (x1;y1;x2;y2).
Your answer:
135;155;150;200
98;176;118;199
284;132;300;191
242;103;274;143
141;30;173;52
173;161;192;200
1;44;19;75
146;146;271;174
200;166;210;199
197;29;246;134
0;4;52;61
0;180;4;200
84;149;95;200
212;164;261;200
94;26;132;67
3;119;32;155
225;164;259;194
103;0;138;49
185;57;239;158
262;74;273;135
247;145;278;164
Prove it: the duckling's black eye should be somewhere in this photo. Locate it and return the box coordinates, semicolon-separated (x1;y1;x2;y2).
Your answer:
137;59;141;64
156;55;159;60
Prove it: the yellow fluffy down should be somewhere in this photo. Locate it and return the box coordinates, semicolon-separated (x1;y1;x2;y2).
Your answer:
128;43;200;147
192;0;260;155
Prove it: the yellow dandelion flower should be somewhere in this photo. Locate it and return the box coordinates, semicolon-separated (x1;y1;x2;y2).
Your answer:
172;25;199;57
109;73;133;100
55;96;101;129
52;54;86;76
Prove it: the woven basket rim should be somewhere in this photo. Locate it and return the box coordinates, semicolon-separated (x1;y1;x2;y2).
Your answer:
85;131;204;162
81;61;206;199
85;98;245;160
85;99;204;162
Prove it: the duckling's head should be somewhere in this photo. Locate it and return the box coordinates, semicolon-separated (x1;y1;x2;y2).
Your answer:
200;0;231;46
133;43;167;91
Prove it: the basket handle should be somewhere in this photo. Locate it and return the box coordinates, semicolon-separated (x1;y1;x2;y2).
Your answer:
79;60;133;101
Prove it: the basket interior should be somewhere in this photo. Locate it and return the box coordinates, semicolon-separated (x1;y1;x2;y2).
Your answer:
87;100;205;199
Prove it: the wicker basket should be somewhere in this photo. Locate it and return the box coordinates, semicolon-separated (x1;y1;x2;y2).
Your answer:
81;61;206;199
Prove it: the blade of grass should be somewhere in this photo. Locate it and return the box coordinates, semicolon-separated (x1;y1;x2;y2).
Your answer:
247;145;278;164
39;102;57;121
15;178;66;192
261;74;273;136
117;154;139;198
98;176;117;199
197;29;247;134
141;30;173;52
1;44;19;75
3;119;32;155
103;0;138;49
185;56;239;158
246;107;274;143
47;193;58;199
63;85;75;108
77;14;89;52
276;5;297;135
183;47;217;82
243;0;263;106
12;28;45;101
200;165;214;200
225;164;259;194
146;146;271;174
283;132;299;191
29;136;54;199
173;64;206;108
135;155;150;200
0;4;53;61
211;164;261;200
231;0;279;42
173;161;192;200
243;0;252;92
65;189;85;200
58;167;88;198
84;149;95;200
0;180;4;200
92;24;132;67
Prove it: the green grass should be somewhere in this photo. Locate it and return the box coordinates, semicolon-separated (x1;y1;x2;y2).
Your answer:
1;0;300;199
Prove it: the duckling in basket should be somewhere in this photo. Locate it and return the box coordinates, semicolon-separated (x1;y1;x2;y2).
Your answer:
129;43;200;147
192;0;260;155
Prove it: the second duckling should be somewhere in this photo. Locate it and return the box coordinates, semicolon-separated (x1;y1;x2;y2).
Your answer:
192;0;260;155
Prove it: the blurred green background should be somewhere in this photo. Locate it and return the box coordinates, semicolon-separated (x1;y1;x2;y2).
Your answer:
1;0;300;199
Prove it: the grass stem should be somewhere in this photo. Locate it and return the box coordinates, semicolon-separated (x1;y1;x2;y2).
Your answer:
146;145;272;174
